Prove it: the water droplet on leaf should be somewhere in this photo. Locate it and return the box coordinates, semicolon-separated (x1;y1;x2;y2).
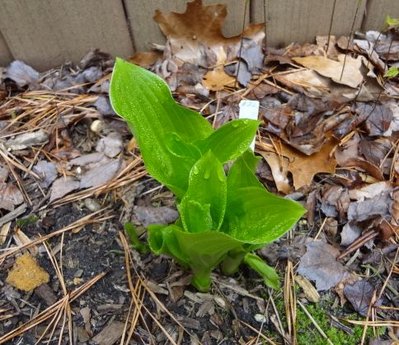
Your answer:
192;166;199;175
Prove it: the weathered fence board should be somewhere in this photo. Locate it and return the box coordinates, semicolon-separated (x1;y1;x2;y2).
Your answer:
0;0;134;71
0;0;399;70
0;32;12;66
124;0;249;52
362;0;399;30
252;0;366;46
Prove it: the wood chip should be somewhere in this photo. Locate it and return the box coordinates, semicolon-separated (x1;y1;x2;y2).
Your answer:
91;321;125;345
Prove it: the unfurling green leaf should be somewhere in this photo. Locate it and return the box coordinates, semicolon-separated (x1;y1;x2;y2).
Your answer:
179;151;226;231
195;119;260;163
244;253;280;289
385;15;399;29
124;223;148;254
384;66;399;79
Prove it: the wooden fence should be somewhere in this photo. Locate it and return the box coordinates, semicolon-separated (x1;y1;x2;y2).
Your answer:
0;0;398;71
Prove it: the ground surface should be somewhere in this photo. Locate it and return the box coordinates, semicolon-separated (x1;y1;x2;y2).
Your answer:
1;11;399;345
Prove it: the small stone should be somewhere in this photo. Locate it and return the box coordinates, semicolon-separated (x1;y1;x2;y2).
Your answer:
74;269;84;278
90;119;104;134
213;296;226;309
254;314;267;323
84;198;101;212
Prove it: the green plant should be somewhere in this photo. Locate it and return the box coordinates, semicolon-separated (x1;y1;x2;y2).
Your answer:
110;58;305;291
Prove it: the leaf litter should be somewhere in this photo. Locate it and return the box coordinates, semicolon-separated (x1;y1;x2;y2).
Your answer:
1;0;399;343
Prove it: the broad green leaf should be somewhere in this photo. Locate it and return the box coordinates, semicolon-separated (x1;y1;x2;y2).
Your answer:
165;132;202;160
244;253;279;289
222;186;306;244
110;58;212;197
178;199;212;233
195;119;260;163
147;224;245;291
227;149;263;190
180;151;227;230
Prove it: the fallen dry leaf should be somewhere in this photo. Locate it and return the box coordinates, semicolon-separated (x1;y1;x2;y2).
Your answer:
259;151;291;194
348;191;392;222
79;159;121;189
6;253;49;291
320;185;350;219
0;163;9;182
0;222;10;245
95;132;123;158
33;160;58;188
130;51;162;68
297;240;349;291
292;54;364;88
341;222;362;246
154;0;264;67
355;102;393;137
282;138;337;190
0;182;24;211
202;67;235;91
4;60;39;89
343;279;375;316
50;176;80;202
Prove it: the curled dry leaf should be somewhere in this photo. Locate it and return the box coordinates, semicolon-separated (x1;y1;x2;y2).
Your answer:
294;275;320;303
259;151;291;194
347;182;393;222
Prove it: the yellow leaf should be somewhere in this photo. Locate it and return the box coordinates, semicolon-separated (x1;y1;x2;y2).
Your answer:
6;253;49;291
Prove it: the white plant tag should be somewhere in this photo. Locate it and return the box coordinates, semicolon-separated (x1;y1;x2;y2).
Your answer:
239;100;259;151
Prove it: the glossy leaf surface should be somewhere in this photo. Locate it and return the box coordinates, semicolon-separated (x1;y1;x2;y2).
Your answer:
179;151;226;231
110;58;212;197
